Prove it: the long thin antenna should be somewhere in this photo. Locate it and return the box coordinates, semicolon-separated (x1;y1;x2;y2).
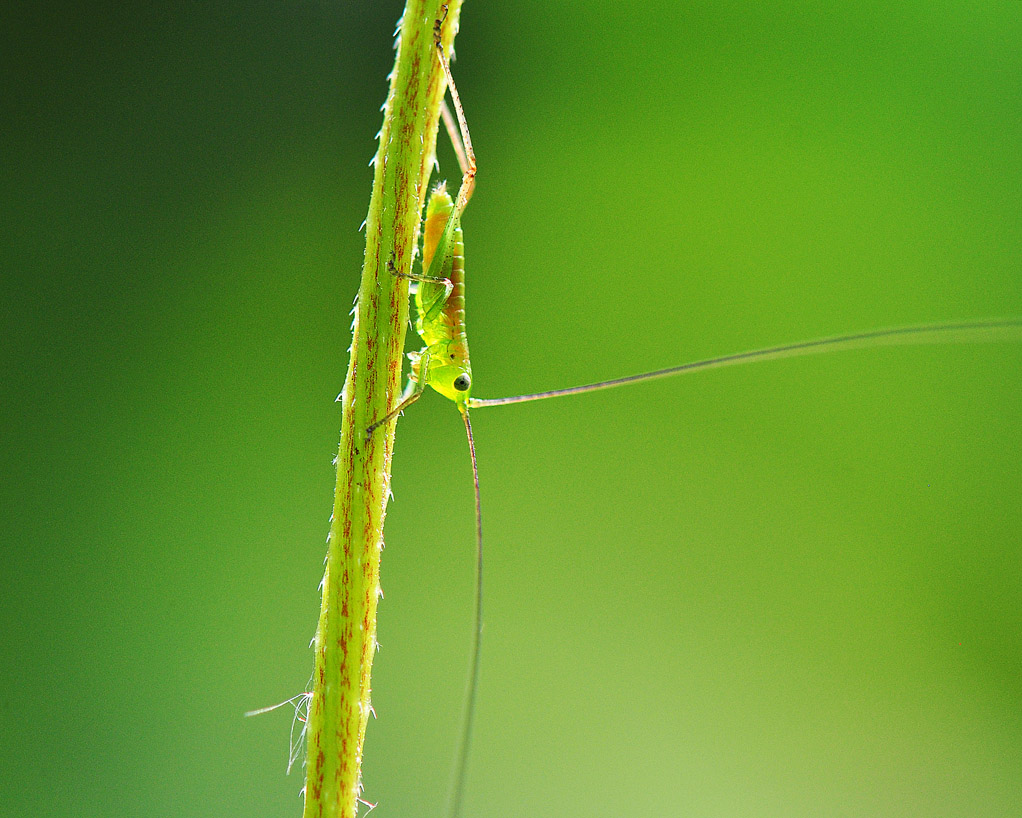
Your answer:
447;408;484;818
468;318;1022;408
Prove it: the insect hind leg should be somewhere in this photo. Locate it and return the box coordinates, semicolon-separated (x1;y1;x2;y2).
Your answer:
440;101;470;178
434;4;476;224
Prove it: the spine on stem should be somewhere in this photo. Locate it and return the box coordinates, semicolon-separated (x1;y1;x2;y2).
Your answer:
303;3;463;817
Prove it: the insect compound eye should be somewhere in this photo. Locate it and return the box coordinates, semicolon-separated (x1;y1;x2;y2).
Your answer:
453;374;471;392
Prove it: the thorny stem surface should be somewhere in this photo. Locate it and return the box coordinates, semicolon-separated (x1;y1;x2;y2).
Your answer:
303;3;463;817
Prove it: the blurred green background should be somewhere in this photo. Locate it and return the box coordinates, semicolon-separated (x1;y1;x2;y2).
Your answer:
3;2;1021;816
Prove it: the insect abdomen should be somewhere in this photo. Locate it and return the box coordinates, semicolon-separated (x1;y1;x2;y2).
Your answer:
420;184;468;351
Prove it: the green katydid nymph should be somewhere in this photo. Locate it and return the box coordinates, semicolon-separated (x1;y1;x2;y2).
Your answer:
360;12;1022;818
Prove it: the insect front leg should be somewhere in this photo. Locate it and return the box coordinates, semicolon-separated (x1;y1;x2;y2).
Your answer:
434;3;476;223
364;349;432;440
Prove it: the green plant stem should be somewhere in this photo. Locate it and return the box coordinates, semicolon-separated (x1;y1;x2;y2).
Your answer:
303;3;463;817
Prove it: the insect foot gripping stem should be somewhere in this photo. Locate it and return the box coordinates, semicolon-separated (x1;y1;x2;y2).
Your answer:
364;352;432;440
364;389;421;441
